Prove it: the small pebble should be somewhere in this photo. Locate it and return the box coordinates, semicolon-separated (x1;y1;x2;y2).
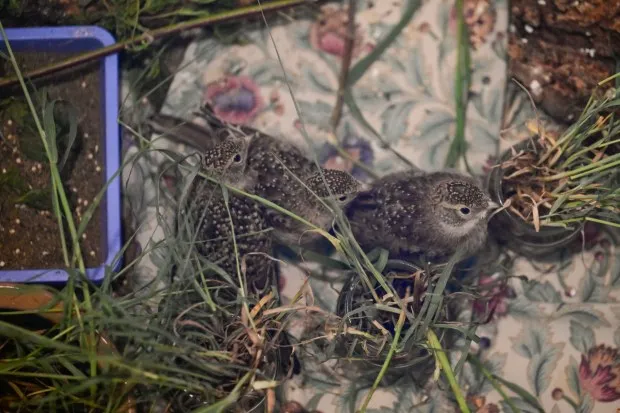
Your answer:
77;198;83;204
7;119;12;126
16;157;22;164
82;234;87;240
95;166;101;172
2;168;6;174
83;200;89;206
31;166;37;172
94;144;99;153
72;187;78;193
537;0;546;4
521;38;528;44
0;261;4;267
84;133;89;138
524;25;534;34
81;81;87;88
15;219;20;224
42;251;49;256
8;228;15;234
90;250;96;257
87;153;93;160
14;249;20;254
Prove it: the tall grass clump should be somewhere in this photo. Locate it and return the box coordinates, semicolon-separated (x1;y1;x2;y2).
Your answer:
494;80;620;231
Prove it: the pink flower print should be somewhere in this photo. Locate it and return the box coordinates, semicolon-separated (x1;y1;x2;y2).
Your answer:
203;75;264;125
309;5;366;58
578;344;620;402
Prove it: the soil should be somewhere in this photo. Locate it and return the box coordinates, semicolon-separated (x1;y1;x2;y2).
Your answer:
0;52;105;270
508;0;620;124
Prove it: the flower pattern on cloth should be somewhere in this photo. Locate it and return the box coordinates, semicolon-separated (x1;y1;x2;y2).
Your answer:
203;75;265;124
119;0;620;412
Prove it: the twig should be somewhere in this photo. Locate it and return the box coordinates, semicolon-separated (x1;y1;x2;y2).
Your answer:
0;0;309;89
329;0;357;132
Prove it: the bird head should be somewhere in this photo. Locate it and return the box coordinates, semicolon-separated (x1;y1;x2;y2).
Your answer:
305;169;362;207
200;135;252;186
431;174;498;234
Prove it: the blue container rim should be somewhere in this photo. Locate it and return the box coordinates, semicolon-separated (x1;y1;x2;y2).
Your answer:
0;26;122;284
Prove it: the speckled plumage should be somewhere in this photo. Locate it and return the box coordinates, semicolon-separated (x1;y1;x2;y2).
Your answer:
195;104;362;246
263;168;362;245
186;138;274;294
186;134;302;375
346;170;497;260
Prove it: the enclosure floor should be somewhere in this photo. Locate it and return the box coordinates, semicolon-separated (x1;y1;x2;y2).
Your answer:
121;1;620;411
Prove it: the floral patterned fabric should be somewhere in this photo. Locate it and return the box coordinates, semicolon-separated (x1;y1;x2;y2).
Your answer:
120;0;620;411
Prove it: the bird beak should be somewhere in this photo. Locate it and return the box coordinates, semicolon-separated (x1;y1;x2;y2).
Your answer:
487;200;500;210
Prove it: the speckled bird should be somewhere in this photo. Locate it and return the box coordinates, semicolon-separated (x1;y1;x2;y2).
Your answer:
346;170;499;260
185;135;273;295
185;135;301;375
194;104;363;245
262;168;362;245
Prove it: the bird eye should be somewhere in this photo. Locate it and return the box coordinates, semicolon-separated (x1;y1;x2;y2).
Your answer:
459;207;470;215
232;154;242;163
337;195;349;203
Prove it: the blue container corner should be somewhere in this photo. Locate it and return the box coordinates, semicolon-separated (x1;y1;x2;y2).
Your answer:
0;26;122;284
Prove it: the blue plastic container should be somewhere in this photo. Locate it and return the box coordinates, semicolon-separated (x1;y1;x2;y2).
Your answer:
0;26;121;284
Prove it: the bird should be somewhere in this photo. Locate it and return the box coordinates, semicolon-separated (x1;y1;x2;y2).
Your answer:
184;133;273;296
346;170;499;260
262;168;362;246
196;104;363;245
157;104;363;246
184;135;302;376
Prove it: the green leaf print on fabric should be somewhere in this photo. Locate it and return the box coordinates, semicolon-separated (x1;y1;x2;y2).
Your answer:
301;65;335;94
247;60;294;86
565;356;582;400
523;280;562;303
500;397;543;413
512;322;565;396
579;272;601;303
551;305;611;328
296;100;333;129
404;43;431;94
569;320;596;354
513;324;545;358
381;101;416;144
578;394;594;413
528;346;564;396
507;296;541;319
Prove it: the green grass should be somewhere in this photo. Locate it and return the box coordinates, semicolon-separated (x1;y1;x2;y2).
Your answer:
0;3;514;412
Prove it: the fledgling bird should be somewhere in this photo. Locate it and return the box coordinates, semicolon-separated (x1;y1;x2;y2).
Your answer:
195;105;363;245
185;134;272;295
185;135;302;376
151;106;363;245
346;170;499;260
262;168;362;245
